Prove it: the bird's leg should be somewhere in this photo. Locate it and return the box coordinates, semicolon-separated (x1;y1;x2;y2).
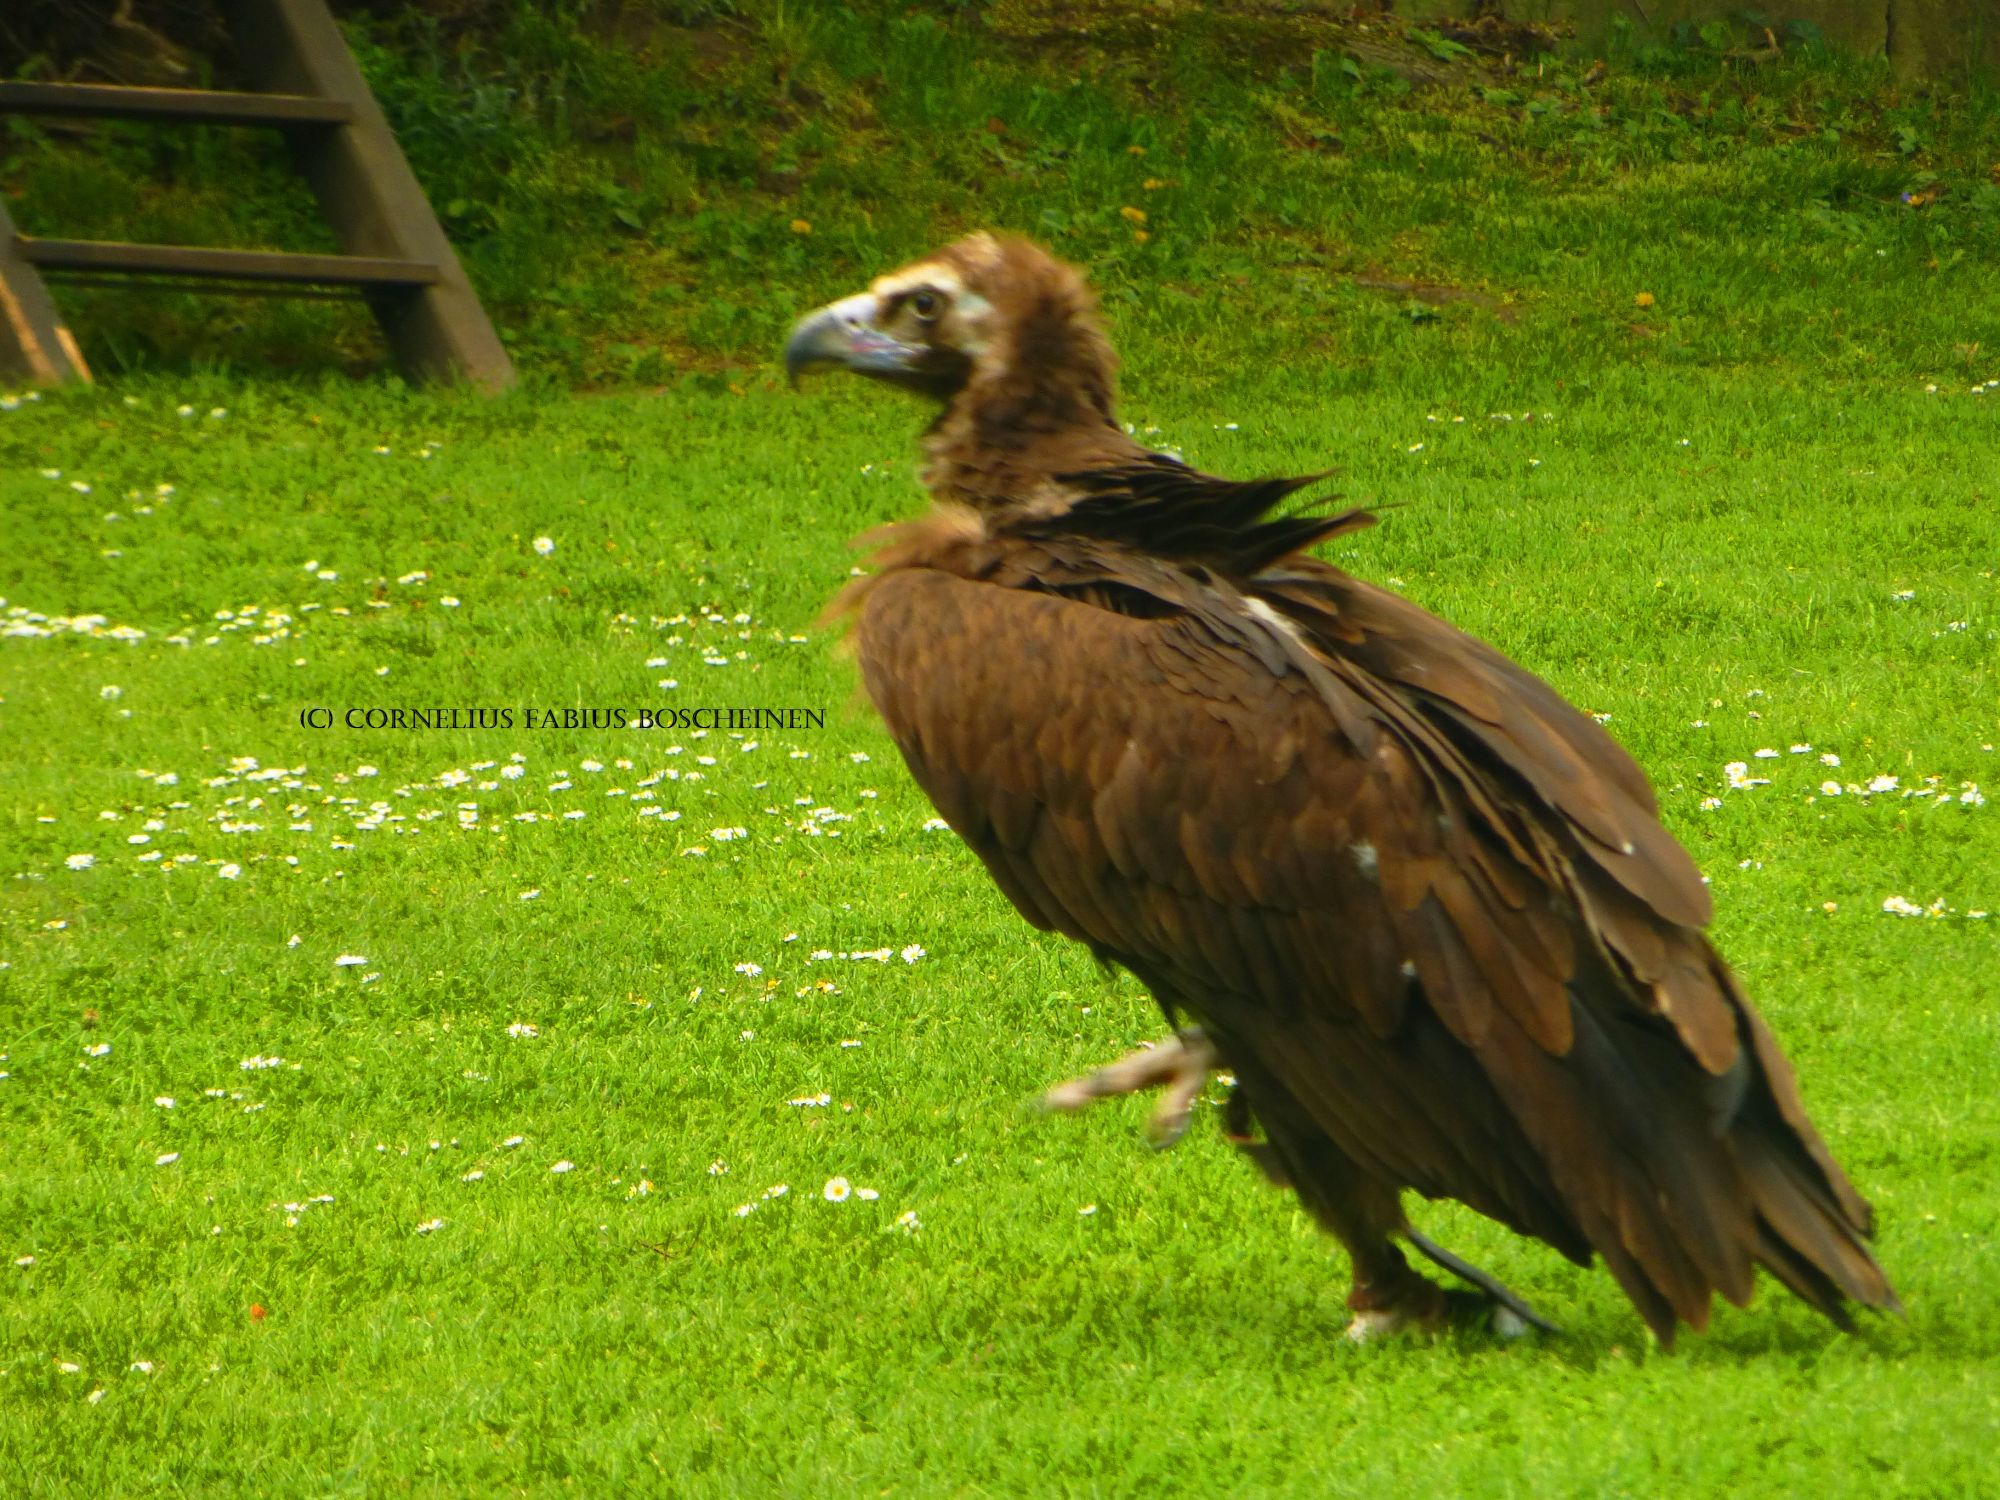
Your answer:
1284;1147;1451;1341
1339;1223;1556;1342
1250;1112;1554;1341
1041;1026;1217;1148
1222;1085;1291;1187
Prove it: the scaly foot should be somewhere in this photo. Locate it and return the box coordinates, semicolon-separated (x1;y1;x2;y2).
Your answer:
1041;1027;1218;1148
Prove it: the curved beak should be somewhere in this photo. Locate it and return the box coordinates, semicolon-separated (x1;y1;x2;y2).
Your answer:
783;292;922;386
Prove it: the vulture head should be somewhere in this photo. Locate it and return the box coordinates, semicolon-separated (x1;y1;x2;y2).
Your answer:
785;234;1128;506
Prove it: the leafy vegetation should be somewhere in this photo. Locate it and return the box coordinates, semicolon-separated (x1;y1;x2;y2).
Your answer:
2;5;1998;1494
2;1;1997;386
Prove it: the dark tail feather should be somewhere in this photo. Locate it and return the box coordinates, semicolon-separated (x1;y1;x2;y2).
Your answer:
1733;1121;1899;1319
1750;1224;1856;1331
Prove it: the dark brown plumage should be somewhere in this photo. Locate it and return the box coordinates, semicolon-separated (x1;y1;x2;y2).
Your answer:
785;232;1896;1344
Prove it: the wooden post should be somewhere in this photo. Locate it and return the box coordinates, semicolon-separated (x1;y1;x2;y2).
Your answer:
219;0;515;391
0;197;91;385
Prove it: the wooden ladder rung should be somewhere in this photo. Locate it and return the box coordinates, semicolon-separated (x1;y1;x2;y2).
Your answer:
0;0;513;390
0;81;354;128
17;236;439;288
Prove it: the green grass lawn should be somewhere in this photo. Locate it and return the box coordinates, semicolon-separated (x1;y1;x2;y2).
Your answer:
1;345;1994;1493
4;6;2000;1493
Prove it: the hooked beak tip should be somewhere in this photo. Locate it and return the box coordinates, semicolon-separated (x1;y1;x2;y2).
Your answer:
784;301;859;387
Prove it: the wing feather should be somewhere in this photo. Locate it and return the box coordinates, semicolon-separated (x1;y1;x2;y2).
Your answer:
850;539;1886;1339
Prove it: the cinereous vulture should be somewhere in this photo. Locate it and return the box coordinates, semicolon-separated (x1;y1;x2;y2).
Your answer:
784;232;1895;1344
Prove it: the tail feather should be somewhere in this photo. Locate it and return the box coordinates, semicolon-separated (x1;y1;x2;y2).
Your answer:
1750;1223;1857;1331
1502;957;1895;1341
1594;1233;1689;1347
1734;1120;1897;1316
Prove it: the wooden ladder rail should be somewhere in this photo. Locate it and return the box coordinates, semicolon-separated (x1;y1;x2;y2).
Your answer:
0;0;513;390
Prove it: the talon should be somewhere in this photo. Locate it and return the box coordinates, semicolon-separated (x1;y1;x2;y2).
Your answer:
1344;1306;1413;1343
1040;1075;1105;1114
1146;1057;1211;1148
1040;1028;1218;1148
1345;1272;1449;1341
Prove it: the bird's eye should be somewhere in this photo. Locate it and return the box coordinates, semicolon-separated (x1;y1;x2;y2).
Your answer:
909;290;940;321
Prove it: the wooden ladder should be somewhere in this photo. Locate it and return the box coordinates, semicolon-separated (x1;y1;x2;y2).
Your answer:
0;0;513;391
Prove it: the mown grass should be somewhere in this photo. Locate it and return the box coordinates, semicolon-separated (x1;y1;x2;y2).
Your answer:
1;351;1995;1495
3;5;1999;1495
